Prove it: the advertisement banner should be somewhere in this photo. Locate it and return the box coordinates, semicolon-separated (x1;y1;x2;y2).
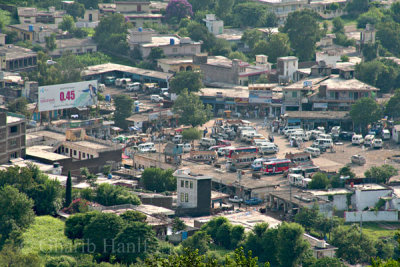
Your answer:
38;80;98;112
249;90;272;104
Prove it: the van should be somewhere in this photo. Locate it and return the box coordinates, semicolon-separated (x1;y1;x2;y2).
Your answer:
364;135;375;146
127;82;141;91
314;138;333;149
352;135;364;145
382;129;391;140
200;138;216;148
172;135;182;144
246;133;264;143
318;133;332;140
183;143;191;152
289;131;306;140
373;138;383;149
282;125;301;135
285;128;304;138
138;142;156;153
304;147;321;157
151;95;163;102
217;146;234;156
240;131;257;142
259;144;278;155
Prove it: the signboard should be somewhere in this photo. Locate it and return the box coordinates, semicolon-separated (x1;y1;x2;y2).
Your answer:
234;98;249;105
249;90;272;104
313;103;328;109
38;80;98;112
303;81;312;87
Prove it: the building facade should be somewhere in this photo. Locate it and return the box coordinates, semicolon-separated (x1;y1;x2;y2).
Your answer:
0;112;26;164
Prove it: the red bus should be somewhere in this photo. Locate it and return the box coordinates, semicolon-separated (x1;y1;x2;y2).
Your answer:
227;146;258;158
262;159;291;174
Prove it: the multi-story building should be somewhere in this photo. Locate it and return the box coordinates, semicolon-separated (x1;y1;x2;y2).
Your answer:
0;112;26;164
7;23;59;43
0;45;38;72
41;37;97;57
17;6;65;24
203;14;224;35
175;169;212;216
277;56;299;84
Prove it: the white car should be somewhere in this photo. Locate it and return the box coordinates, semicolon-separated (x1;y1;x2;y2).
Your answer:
183;143;191;152
151;95;163;102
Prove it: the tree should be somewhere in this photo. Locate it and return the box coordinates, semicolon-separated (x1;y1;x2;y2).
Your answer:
0;243;41;267
45;33;57;51
282;10;321;61
365;165;398;183
332;17;345;34
311;257;345;267
185;21;216;52
181;231;211;254
182;128;202;143
0;185;34;244
30;179;62;215
233;2;276;27
114;221;158;264
241;29;264;50
350;97;382;134
83;212;125;255
165;0;193;23
78;0;98;9
148;47;165;61
65;171;72;207
294;205;320;232
253;33;291;63
172;217;186;233
59;15;75;32
308;172;330;189
94;13;129;55
120;210;147;223
331;225;376;264
169;71;203;94
391;2;400;23
210;38;232;57
377;21;400;57
346;0;369;15
141;168;176;192
173;89;212;127
216;0;234;19
276;222;309;267
228;51;248;62
80;167;97;187
114;94;133;129
6;97;29;117
357;7;384;28
64;211;98;243
95;183;141;206
362;43;378;62
65;2;85;20
386;89;400;119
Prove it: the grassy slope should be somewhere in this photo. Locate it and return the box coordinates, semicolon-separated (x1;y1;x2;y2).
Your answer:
21;216;83;259
343;222;400;241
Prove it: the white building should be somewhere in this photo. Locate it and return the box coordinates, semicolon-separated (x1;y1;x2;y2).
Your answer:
349;184;392;211
277;56;298;84
76;9;100;28
203;14;224;35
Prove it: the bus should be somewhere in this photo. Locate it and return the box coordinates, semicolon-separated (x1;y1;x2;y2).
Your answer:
262;159;291;174
227;147;258;158
230;152;258;169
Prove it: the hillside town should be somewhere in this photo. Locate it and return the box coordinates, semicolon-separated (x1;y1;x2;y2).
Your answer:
2;0;400;266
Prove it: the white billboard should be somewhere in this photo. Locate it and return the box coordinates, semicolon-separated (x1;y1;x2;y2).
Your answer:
38;80;98;112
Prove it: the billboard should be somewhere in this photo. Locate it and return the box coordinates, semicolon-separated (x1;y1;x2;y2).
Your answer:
249;90;272;104
38;80;98;112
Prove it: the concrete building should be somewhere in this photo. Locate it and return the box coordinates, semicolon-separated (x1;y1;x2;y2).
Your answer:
308;188;352;211
277;56;299;84
256;0;308;25
393;125;400;143
0;45;37;72
7;23;59;43
42;37;97;57
157;57;197;73
175;169;212;216
128;29;201;58
0;112;26;164
76;9;100;28
360;23;376;45
115;0;151;13
17;6;65;24
125;14;163;28
203;14;224;35
349;184;392;211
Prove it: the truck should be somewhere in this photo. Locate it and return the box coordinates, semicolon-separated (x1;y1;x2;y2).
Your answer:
229;196;243;203
244;198;263;205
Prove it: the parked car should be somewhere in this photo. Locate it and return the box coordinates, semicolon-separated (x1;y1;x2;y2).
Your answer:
304;146;321;157
352;134;364;145
127;82;141;91
244;198;263;205
351;154;366;165
183;143;192;152
229;196;243;203
339;131;354;141
172;135;182;144
364;135;375;147
372;138;383;149
200;138;216;148
151;95;163;102
382;129;391;140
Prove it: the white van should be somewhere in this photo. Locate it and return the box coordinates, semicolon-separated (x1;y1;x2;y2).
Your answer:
172;135;182;144
200;138;216;148
364;135;375;146
373;138;383;149
259;144;278;155
285;128;304;138
240;131;257;142
318;133;332;140
138;142;156;153
289;131;306;140
127;82;141;91
304;147;321;157
314;138;333;149
282;125;301;135
245;133;264;143
183;143;192;152
151;95;163;102
352;135;364;145
382;129;391;140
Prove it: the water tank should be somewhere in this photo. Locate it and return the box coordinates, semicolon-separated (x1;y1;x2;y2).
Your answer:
135;105;139;112
107;173;112;179
53;162;60;168
138;27;143;32
170;38;175;45
28;24;34;32
105;94;111;102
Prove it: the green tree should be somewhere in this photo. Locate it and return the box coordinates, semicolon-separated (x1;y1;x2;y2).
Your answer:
165;0;193;24
253;33;291;63
182;128;202;143
216;0;234;19
94;13;129;55
377;21;400;57
331;225;377;264
141;168;176;192
0;243;41;267
114;221;158;264
277;222;309;267
172;217;186;233
308;172;330;189
148;47;165;61
45;255;77;267
282;10;321;61
332;17;345;34
346;0;370;15
241;29;264;50
233;2;276;27
120;210;147;223
45;33;57;51
170;71;203;94
357;7;384;28
362;43;378;61
228;51;248;62
64;211;98;243
364;164;398;183
59;15;76;32
311;257;345;267
294;205;320;232
391;2;400;23
181;231;211;254
77;0;98;9
386;89;400;119
95;183;141;206
350;97;383;134
0;185;34;244
186;21;216;52
6;97;29;117
114;94;133;129
65;171;72;207
83;213;125;256
66;2;85;20
210;38;232;57
173;89;212;127
30;179;62;215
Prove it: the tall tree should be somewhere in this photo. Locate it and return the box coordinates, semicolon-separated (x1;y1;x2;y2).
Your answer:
172;89;212;127
114;94;133;129
165;0;193;24
77;0;99;9
170;71;203;94
282;10;321;61
65;171;72;207
332;17;345;34
308;172;330;189
364;165;398;183
253;33;291;63
94;13;129;55
350;97;382;134
45;33;57;52
141;168;176;192
182;128;202;143
233;2;276;27
386;89;400;119
241;29;264;50
59;15;76;32
346;0;370;15
277;222;309;267
216;0;234;19
95;183;141;206
65;2;85;20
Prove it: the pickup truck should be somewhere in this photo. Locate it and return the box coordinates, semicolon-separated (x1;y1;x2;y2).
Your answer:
244;198;263;205
229;196;243;203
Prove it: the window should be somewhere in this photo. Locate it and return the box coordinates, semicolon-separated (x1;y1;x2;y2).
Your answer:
292;91;297;98
9;139;16;146
83;152;86;158
191;47;196;52
10;126;18;133
180;193;184;202
349;92;353;99
185;181;188;188
185;193;188;202
74;150;77;156
330;91;335;98
181;180;184;187
172;48;178;53
190;181;193;188
65;148;69;153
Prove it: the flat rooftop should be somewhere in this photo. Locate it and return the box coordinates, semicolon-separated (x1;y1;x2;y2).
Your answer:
26;130;66;142
6;115;24;124
141;36;200;48
43;37;96;49
157;57;193;65
284;76;328;91
0;45;37;61
26;146;70;161
198;87;249;98
308;188;352;196
8;23;58;32
81;63;170;80
320;75;379;91
284;111;350;120
350;183;389;191
73;140;109;150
